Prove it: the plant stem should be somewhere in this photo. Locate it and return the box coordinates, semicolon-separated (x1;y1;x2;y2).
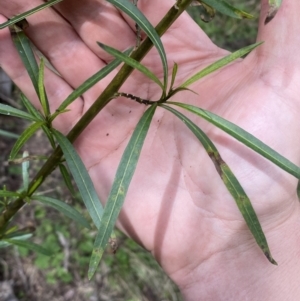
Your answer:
0;0;193;229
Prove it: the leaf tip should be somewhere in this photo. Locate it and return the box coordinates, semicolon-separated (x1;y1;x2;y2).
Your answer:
97;41;104;48
88;269;95;281
264;5;280;25
264;251;277;265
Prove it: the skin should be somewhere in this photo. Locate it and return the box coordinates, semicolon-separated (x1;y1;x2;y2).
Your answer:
1;0;300;299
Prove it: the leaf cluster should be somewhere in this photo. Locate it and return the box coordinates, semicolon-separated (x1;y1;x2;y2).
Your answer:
0;0;288;280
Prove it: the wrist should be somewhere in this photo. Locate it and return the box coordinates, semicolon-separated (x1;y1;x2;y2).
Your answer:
171;200;300;301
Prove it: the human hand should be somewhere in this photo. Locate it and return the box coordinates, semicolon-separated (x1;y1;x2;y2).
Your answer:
1;0;300;300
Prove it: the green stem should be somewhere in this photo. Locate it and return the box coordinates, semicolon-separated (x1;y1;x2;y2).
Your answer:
0;0;193;229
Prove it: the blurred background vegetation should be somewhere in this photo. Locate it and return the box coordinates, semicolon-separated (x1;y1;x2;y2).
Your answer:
188;0;259;50
0;1;259;300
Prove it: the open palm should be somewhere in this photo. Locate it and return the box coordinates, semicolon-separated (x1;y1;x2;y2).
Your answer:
1;0;300;299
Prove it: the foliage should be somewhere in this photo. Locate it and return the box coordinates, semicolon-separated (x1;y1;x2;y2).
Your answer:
0;0;289;297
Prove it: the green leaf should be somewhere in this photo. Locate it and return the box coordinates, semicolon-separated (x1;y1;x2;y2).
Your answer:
220;164;277;264
3;227;35;239
0;234;32;249
0;0;63;29
21;92;52;147
0;241;10;249
11;30;39;95
21;94;56;148
170;62;178;91
88;104;157;280
265;0;282;24
33;195;91;229
200;0;255;19
161;104;214;151
41;125;56;148
268;0;282;7
0;191;21;198
98;43;164;91
0;129;19;139
168;102;300;179
5;239;53;256
20;94;44;121
21;91;53;147
0;103;39;121
52;50;132;119
180;42;262;88
52;130;103;228
161;104;276;264
22;151;30;191
58;163;76;196
38;58;50;116
0;221;16;237
106;0;168;92
269;0;282;5
9;121;44;160
194;1;216;23
168;87;197;100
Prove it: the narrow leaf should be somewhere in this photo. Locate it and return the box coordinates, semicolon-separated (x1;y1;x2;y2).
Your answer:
221;164;277;264
38;58;50;116
170;62;178;91
192;1;216;23
0;191;21;197
0;234;32;249
9;121;44;160
88;104;157;280
201;0;255;19
106;0;168;91
52;130;103;228
59;163;76;196
0;129;19;139
4;227;35;239
52;50;132;119
5;239;53;256
265;0;282;24
41;125;56;148
168;87;197;100
33;195;91;229
180;42;262;88
0;103;39;121
0;241;11;249
98;43;163;91
11;30;39;95
161;104;276;264
161;104;214;151
22;151;30;191
2;226;18;236
269;0;282;6
0;0;63;29
20;94;44;121
168;102;300;179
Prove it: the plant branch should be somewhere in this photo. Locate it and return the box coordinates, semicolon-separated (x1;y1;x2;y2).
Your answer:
0;0;194;229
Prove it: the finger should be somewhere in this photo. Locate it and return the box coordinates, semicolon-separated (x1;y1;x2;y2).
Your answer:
0;0;107;89
251;0;300;77
0;15;82;133
53;0;137;63
119;0;218;54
